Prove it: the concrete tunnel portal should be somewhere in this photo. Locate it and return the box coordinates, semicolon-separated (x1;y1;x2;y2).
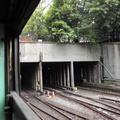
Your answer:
21;61;100;91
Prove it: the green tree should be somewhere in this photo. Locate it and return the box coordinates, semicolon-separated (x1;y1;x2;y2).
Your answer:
21;0;120;42
85;0;120;42
45;0;120;42
44;0;88;42
21;0;50;41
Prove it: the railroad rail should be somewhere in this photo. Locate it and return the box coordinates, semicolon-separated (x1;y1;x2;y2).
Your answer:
44;87;120;120
100;97;120;104
79;83;120;94
22;89;89;120
77;86;120;97
63;91;120;114
76;86;120;107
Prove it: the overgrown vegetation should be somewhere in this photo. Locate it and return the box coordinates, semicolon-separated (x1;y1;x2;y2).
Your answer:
21;0;120;43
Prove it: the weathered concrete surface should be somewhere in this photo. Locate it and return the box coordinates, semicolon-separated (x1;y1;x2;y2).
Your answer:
20;42;120;83
20;43;40;62
20;42;101;62
102;43;120;80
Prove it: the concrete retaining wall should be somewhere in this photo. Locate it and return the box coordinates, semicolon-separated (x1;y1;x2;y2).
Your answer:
20;42;120;81
102;43;120;80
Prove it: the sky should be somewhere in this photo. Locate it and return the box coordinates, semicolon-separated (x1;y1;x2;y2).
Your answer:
41;0;53;13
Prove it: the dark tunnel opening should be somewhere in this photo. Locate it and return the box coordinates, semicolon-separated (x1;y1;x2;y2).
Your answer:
43;62;70;88
74;61;99;86
21;61;99;91
21;62;39;89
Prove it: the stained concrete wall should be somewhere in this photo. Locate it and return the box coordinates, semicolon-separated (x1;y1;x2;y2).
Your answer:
20;42;120;83
20;42;101;62
102;43;120;80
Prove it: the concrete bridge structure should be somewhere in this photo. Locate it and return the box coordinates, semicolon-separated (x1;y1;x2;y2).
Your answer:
20;42;120;91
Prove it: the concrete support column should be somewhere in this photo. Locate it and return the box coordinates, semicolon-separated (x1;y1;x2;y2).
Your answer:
78;67;81;84
67;63;70;87
60;64;63;86
53;67;56;87
93;64;97;83
50;69;53;85
29;69;32;89
99;62;102;84
93;63;100;83
31;67;34;89
63;64;66;87
91;66;94;83
33;68;36;90
84;66;87;82
32;69;34;89
39;61;43;92
33;67;36;89
51;68;54;85
35;66;38;91
70;61;74;88
29;69;32;88
32;68;34;89
57;67;60;86
81;67;83;80
54;68;57;87
50;71;52;85
86;66;89;82
88;66;91;83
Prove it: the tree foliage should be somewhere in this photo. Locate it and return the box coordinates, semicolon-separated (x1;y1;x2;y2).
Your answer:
44;0;88;42
21;0;120;43
85;0;120;42
21;0;50;40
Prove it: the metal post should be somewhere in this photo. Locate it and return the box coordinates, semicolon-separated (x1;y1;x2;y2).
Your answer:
12;35;20;94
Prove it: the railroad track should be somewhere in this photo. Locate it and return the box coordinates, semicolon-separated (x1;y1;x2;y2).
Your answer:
77;85;120;97
66;87;120;108
63;91;120;113
44;87;120;120
22;89;89;120
34;95;90;120
79;83;120;93
77;86;120;105
100;97;120;104
22;91;72;120
77;86;120;98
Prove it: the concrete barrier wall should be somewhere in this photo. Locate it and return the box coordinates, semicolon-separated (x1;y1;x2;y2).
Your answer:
20;42;101;62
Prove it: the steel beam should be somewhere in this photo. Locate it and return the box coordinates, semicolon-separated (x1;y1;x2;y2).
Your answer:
12;35;20;94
